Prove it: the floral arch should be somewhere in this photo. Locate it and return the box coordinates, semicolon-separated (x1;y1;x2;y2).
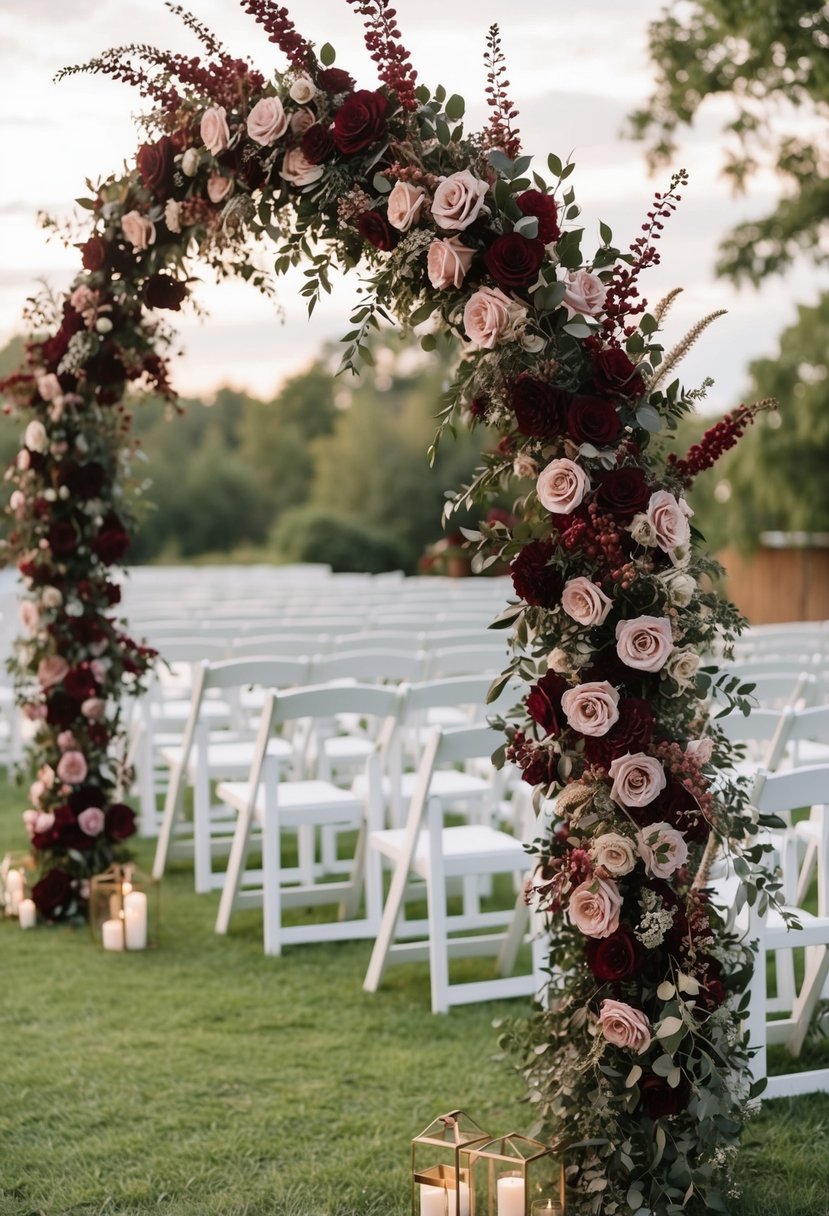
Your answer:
1;2;781;1212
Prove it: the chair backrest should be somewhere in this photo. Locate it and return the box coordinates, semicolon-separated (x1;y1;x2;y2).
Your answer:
423;643;509;679
403;675;495;717
229;634;328;657
332;632;421;653
309;649;422;685
711;669;815;710
200;655;311;694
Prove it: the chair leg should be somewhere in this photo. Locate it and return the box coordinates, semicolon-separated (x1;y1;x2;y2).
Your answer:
262;800;283;957
496;890;529;977
795;840;817;907
153;760;183;881
746;919;768;1088
426;796;450;1015
215;802;254;935
193;757;213;895
339;822;365;922
786;946;829;1057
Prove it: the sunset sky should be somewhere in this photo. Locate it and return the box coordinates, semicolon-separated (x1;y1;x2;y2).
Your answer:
0;0;823;408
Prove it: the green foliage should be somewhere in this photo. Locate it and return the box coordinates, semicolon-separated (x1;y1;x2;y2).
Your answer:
271;506;408;574
628;1;829;283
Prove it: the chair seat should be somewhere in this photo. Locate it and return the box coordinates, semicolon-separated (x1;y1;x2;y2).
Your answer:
354;768;491;804
217;779;364;827
370;823;527;877
160;736;293;777
323;735;374;762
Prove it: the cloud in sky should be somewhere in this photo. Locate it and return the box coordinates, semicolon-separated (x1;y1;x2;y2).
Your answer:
0;0;823;409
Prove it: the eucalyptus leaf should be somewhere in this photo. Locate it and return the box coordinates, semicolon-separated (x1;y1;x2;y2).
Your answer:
635;404;663;433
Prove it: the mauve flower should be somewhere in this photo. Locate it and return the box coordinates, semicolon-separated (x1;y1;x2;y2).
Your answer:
81;697;106;721
206;175;234;204
37;373;62;401
56;750;88;785
561;681;620;737
463;286;526;349
121;211;156;252
201;105;230;154
57;730;78;752
77;806;105;836
387;181;425;232
568;877;622;938
562;269;607;318
636;821;688;879
426;237;474;290
536;459;590;515
561;577;613;627
609;752;667;807
646;489;693;556
246;96;288;145
431;170;487;231
591;832;637;877
598;999;651;1053
19;600;39;632
280;147;324;188
616;616;674;673
38;656;69;689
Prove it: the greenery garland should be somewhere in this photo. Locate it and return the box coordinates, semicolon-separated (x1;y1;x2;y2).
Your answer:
0;2;788;1211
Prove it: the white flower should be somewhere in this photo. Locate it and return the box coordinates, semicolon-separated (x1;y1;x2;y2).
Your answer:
164;199;182;234
181;148;201;177
591;833;637;877
289;76;316;104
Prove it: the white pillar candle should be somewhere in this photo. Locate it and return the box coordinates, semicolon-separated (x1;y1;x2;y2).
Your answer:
18;898;36;929
420;1184;447;1216
497;1174;525;1216
102;918;125;951
457;1179;470;1216
124;890;148;950
6;869;24;915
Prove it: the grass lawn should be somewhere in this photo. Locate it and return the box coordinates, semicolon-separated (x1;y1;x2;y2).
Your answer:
1;778;829;1216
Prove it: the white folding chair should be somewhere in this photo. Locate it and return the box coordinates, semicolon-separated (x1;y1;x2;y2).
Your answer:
152;656;310;892
422;644;509;680
214;682;402;954
363;724;540;1014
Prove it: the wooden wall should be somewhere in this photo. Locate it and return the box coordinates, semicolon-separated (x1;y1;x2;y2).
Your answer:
718;546;829;624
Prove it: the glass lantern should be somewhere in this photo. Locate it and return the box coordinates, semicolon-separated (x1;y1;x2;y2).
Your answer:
89;862;159;951
460;1133;564;1216
1;852;35;918
412;1110;490;1216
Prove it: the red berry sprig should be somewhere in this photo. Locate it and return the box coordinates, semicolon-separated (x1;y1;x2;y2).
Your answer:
346;1;418;110
668;399;775;487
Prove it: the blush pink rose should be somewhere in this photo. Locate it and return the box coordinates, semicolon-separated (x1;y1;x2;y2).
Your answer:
19;600;39;632
25;420;48;453
290;108;315;135
608;752;667;807
81;697;106;721
561;681;620;736
646;489;693;555
37;373;62;401
568;877;623;938
57;730;78;752
201;104;230;154
463;286;526;349
686;737;714;765
10;490;26;519
207;174;234;204
33;810;55;836
561;576;613;626
427;237;474;290
90;659;108;684
598;999;652;1053
56;750;87;785
536;458;591;515
562;269;607;318
615;616;674;672
591;832;637;877
247;96;288;145
387;181;425;231
280;147;324;187
431;170;488;231
121;211;156;251
636;821;689;879
37;655;69;689
78;806;105;837
22;809;38;838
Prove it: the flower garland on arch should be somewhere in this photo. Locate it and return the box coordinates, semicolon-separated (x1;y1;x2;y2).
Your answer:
0;2;783;1210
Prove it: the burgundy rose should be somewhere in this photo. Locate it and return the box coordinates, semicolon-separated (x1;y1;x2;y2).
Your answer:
81;235;108;272
31;867;74;918
59;461;107;500
566;396;622;447
357;209;397;251
596;467;650;522
40;303;84;370
51;804;93;852
526;671;569;737
318;66;355;94
87;723;110;748
642;778;708;842
103;581;121;606
46;691;78;729
68;784;107;814
484;233;545;290
70;616;107;646
332;89;388;154
94;345;126;388
47;521;78;556
301;122;335;165
583;696;655;768
640;1072;691;1119
585;927;642;981
510;539;564;608
698;960;726;1010
92;512;131;566
143;274;188;311
64;665;98;703
136;135;175;198
593;347;645;400
106;802;136;842
516;190;561;244
506;730;559;787
509;376;564;438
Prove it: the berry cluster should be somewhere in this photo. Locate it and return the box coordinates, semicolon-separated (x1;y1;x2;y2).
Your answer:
242;0;315;70
668;401;770;487
482;23;521;159
346;1;418;110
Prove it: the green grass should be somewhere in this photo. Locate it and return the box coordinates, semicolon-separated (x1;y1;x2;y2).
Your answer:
1;780;828;1216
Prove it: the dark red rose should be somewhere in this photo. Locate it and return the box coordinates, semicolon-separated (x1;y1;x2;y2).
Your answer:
566;396;622;447
105;802;136;842
59;461;107;500
583;696;655;768
103;581;121;606
81;235;108;272
509;376;565;437
143;274;188;311
46;691;78;729
318;67;355;94
69;616;107;646
596;467;650;522
68;784;107;814
640;1072;691;1119
516;190;561;244
50;803;93;851
136;135;175;198
526;671;569;737
92;512;131;566
94;345;126;388
698;960;726;1009
301;122;335;164
510;539;564;608
484;233;545;290
357;209;397;251
47;521;78;556
87;723;110;747
640;778;708;842
593;347;645;400
506;730;559;787
332;89;388;154
40;303;85;370
585;928;642;981
31;867;74;919
64;665;98;703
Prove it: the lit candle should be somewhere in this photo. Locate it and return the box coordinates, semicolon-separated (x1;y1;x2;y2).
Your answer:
5;869;24;915
531;1202;562;1216
420;1183;447;1216
18;898;36;929
124;890;148;950
102;918;125;951
497;1174;525;1216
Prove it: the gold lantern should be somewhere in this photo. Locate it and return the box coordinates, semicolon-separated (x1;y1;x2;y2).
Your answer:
412;1110;490;1216
460;1133;564;1216
1;851;35;918
89;862;159;951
